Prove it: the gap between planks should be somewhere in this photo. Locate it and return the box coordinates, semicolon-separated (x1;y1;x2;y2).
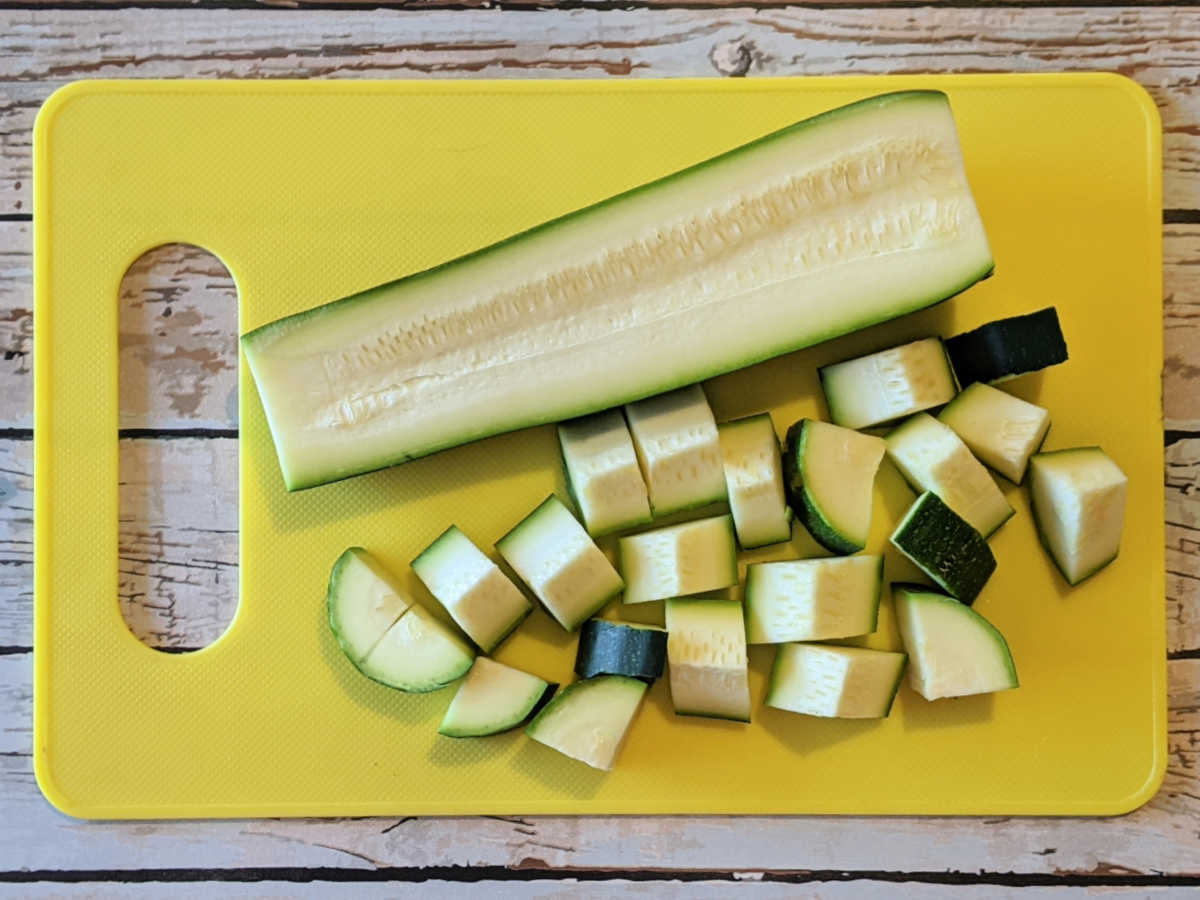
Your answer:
1;865;1200;887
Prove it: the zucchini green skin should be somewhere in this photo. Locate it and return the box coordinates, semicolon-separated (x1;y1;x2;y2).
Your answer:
242;90;994;491
880;653;909;718
439;681;558;739
783;420;861;555
326;548;374;672
945;307;1068;386
890;493;996;605
868;554;886;633
575;620;668;682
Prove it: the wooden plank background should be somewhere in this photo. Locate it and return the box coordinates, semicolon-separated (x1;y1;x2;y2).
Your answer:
2;3;1198;895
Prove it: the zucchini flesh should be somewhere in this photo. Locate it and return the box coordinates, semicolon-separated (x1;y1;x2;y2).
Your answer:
411;526;532;653
893;584;1018;700
618;514;739;605
625;386;726;517
242;91;994;490
439;657;557;738
945;307;1068;386
718;413;792;549
819;338;958;430
1028;447;1127;585
885;412;1013;537
558;409;652;536
525;675;648;771
784;418;886;555
359;604;476;694
766;643;907;718
744;555;883;644
665;598;751;722
937;382;1050;484
326;547;414;665
496;495;623;632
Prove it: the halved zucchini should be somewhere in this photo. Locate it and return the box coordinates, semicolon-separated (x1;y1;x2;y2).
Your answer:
243;91;993;490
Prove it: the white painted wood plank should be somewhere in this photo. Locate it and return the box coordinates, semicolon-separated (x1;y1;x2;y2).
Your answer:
0;225;239;431
1;651;1195;875
1;8;1199;211
4;4;1198;881
0;438;238;651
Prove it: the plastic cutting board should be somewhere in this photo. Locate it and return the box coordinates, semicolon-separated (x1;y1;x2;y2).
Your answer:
33;75;1165;818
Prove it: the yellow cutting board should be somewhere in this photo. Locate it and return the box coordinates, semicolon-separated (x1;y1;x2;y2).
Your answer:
33;74;1164;818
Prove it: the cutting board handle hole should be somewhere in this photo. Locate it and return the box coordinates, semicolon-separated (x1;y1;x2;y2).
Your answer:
117;243;240;654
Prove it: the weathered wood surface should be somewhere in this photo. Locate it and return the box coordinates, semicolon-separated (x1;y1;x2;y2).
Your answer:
5;2;1200;892
1;7;1200;212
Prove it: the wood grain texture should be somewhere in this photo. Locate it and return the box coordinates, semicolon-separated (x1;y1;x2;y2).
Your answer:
0;649;1195;874
117;243;239;431
0;226;239;430
0;7;1199;211
1166;227;1200;431
0;438;238;650
7;3;1200;887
